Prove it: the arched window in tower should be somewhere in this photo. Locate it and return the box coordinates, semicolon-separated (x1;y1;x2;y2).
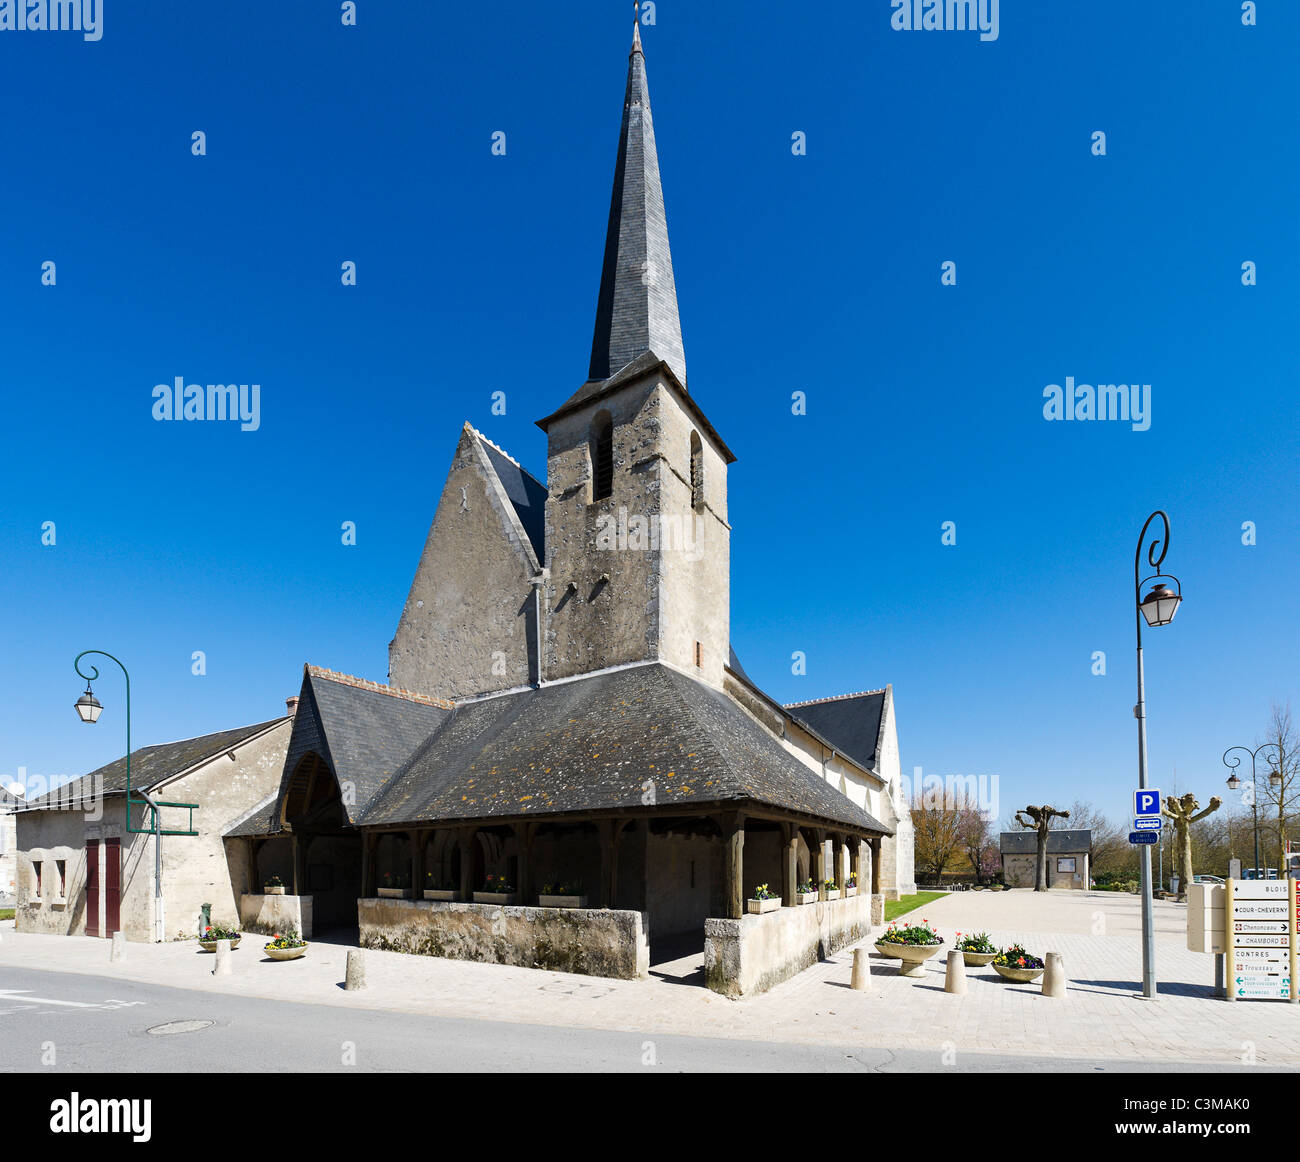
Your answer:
591;411;614;502
689;431;704;513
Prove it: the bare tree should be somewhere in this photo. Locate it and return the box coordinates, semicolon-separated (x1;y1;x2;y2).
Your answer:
1258;703;1300;872
911;791;962;882
1015;805;1070;891
954;790;995;883
1162;792;1222;897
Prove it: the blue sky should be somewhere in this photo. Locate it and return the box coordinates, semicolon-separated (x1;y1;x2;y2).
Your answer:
2;0;1296;830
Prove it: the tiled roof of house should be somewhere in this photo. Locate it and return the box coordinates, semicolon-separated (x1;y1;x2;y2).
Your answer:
360;662;891;834
999;829;1093;855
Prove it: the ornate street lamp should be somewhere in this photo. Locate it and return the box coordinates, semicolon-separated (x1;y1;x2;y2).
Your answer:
1222;743;1283;879
73;685;103;724
1133;510;1183;1000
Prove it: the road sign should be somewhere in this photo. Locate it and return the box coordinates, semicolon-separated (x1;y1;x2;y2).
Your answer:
1231;901;1288;917
1129;831;1158;845
1234;948;1289;966
1134;788;1162;819
1134;817;1162;831
1233;920;1289;933
1234;982;1291;999
1234;881;1287;899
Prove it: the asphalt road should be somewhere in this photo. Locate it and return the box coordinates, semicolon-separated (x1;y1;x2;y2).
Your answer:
0;966;1259;1073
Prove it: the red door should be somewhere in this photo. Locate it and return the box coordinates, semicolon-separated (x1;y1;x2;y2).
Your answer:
85;840;100;938
104;838;121;937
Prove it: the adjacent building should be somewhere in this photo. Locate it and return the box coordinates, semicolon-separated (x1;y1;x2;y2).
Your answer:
1000;829;1093;889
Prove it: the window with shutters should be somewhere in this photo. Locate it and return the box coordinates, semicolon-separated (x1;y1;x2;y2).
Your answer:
689;431;704;512
591;411;614;502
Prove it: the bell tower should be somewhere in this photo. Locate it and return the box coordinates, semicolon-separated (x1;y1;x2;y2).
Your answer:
536;19;734;688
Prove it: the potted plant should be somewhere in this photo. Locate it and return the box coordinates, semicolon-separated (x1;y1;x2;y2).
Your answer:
954;931;998;967
422;872;457;902
992;943;1045;983
821;878;841;901
264;928;308;961
197;923;242;952
874;919;944;977
844;873;859;898
746;883;782;915
796;878;818;905
378;872;414;899
472;874;516;905
263;875;285;896
537;880;587;908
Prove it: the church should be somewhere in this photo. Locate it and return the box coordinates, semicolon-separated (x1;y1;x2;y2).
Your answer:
17;19;915;998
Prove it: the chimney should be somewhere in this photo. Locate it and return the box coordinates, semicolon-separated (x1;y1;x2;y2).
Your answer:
285;696;299;717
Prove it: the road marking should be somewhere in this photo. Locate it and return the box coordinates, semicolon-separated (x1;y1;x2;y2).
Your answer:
0;990;145;1011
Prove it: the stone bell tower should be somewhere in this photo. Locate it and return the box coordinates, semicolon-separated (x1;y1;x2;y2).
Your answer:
536;20;734;689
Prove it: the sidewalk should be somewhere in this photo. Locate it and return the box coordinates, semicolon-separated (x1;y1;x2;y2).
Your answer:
2;889;1295;1067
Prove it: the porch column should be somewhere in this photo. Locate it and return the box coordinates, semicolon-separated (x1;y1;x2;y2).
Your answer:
723;813;745;920
832;834;845;890
852;839;864;892
598;820;615;908
609;820;625;908
870;837;882;894
291;833;308;896
782;824;798;908
246;838;259;894
813;829;827;897
411;829;426;896
360;831;374;897
458;828;475;901
514;822;534;905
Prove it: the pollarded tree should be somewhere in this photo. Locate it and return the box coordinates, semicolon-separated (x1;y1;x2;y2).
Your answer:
1014;805;1070;891
1162;792;1222;898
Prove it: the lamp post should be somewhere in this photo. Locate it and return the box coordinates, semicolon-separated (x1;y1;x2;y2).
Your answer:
1134;511;1183;999
73;650;164;943
1223;744;1283;879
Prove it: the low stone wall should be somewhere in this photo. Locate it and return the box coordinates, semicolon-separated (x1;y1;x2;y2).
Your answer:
704;893;874;997
357;898;650;980
240;893;313;940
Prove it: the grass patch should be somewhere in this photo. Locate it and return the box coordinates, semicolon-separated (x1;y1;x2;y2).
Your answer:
883;891;946;923
0;909;14;921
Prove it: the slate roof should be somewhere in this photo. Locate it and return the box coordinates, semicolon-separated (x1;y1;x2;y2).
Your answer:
360;662;890;834
585;22;687;391
1000;829;1093;855
474;430;547;561
276;667;453;828
23;718;288;810
783;690;888;773
224;791;283;839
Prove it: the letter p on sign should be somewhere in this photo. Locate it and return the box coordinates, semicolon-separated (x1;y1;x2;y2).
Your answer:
1134;789;1161;818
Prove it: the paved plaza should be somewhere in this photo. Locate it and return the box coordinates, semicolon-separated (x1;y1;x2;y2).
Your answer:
2;889;1294;1069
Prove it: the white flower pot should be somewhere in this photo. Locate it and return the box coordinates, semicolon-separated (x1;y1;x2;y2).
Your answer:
746;897;781;915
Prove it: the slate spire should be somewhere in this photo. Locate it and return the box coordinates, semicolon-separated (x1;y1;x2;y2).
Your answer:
587;16;687;388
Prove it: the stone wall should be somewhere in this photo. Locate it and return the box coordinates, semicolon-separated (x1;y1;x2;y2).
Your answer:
703;892;874;997
240;892;313;939
358;897;650;980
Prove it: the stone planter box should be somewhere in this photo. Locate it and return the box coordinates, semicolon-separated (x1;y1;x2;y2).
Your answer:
993;962;1044;983
263;886;285;896
198;936;241;952
844;886;858;897
796;891;819;905
423;889;457;901
874;940;943;978
960;950;997;967
378;888;414;899
538;894;588;909
821;889;841;901
472;892;517;905
265;944;308;961
746;897;782;915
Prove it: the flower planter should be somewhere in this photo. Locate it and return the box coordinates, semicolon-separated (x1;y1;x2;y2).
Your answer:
990;884;1005;892
874;941;943;977
377;888;413;899
265;944;308;961
422;889;457;902
960;950;997;967
844;886;858;897
538;894;588;909
796;891;819;905
821;890;841;901
993;963;1044;983
263;886;285;896
746;897;782;915
198;936;241;952
472;892;516;905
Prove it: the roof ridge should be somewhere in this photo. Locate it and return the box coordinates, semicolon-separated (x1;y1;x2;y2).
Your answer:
467;423;523;470
783;689;887;709
306;665;454;710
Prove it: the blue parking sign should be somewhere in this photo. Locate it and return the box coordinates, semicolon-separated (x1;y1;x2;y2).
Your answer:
1134;788;1162;818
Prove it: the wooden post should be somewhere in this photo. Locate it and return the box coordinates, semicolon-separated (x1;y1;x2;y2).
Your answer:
870;837;882;895
852;839;863;894
723;813;745;920
609;820;624;909
360;831;372;897
411;829;425;897
246;838;259;895
831;835;844;890
459;829;475;901
783;824;798;908
515;823;534;906
1225;876;1236;1003
814;829;827;899
1290;876;1298;1005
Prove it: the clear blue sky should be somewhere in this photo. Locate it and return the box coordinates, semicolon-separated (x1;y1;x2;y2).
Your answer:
2;1;1296;830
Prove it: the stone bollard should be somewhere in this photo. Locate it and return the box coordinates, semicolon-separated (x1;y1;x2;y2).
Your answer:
213;938;232;976
944;946;967;995
110;932;126;962
850;948;872;992
345;948;366;991
1042;951;1066;998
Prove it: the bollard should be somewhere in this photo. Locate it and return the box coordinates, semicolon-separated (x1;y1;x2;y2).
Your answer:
850;947;871;992
944;946;967;995
1042;951;1066;998
110;932;126;962
214;938;232;976
345;948;367;991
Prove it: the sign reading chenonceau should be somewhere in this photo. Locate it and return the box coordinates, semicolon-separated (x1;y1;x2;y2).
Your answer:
1187;879;1298;1002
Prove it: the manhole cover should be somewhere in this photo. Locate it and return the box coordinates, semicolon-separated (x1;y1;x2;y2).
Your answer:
146;1020;214;1036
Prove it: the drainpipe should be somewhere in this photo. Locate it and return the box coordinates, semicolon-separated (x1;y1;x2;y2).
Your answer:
530;572;547;687
139;788;164;942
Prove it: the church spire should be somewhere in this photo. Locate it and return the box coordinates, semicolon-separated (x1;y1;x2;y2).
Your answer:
587;12;687;388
